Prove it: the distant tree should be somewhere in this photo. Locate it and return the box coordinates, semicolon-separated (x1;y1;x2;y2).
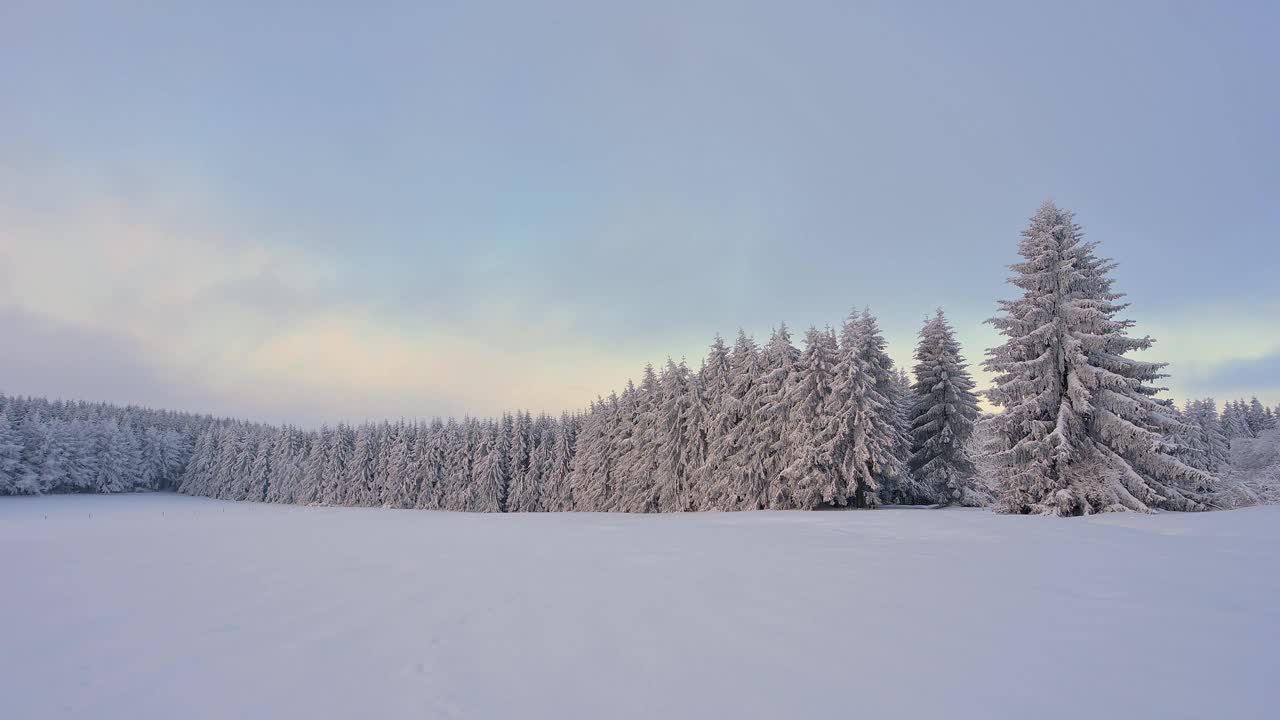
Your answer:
1221;401;1252;440
0;414;24;495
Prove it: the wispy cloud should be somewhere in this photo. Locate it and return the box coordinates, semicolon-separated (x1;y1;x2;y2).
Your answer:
0;195;658;423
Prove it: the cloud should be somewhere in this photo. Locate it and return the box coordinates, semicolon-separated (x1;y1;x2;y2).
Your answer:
1196;352;1280;398
0;195;656;423
0;304;200;409
5;186;1275;424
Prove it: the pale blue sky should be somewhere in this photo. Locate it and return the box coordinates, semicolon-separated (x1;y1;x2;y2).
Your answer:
2;1;1277;424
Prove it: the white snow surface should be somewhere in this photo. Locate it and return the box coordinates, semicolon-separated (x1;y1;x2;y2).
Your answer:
2;494;1277;720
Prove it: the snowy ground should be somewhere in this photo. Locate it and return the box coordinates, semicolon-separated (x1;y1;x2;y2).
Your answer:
2;495;1277;720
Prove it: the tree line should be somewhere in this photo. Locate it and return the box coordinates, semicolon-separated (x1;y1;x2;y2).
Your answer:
2;201;1277;515
174;307;979;512
0;395;218;495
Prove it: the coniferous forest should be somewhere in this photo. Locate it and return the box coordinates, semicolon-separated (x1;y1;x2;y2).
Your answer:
3;202;1278;515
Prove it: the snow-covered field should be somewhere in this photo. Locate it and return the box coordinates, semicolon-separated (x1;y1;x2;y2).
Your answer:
2;495;1277;720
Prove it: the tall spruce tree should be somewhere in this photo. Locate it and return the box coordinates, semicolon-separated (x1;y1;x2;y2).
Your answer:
544;413;576;512
757;326;800;509
838;310;910;506
985;201;1213;515
907;309;981;505
708;331;765;510
653;360;695;512
778;327;845;509
619;365;662;513
0;414;24;495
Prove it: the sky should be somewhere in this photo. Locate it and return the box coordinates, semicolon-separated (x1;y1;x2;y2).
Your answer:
2;0;1278;425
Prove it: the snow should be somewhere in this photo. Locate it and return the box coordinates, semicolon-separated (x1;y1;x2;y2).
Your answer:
2;495;1277;719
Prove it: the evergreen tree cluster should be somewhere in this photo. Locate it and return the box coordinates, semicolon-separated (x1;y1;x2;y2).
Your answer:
177;413;578;512
175;309;980;512
0;394;211;495
4;201;1276;516
1219;398;1278;440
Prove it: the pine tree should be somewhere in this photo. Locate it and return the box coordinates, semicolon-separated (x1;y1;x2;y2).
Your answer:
263;427;296;503
347;426;378;506
692;336;733;510
382;423;417;509
179;429;217;496
984;201;1213;515
581;396;622;512
654;360;695;512
495;414;514;511
709;332;767;510
94;419;136;493
239;429;269;502
416;420;447;510
1184;399;1230;472
63;418;99;492
777;327;846;509
758;325;800;509
907;309;982;506
0;414;24;495
1246;397;1268;436
18;413;50;494
619;364;662;513
371;421;394;502
39;420;72;493
442;419;474;512
1221;401;1251;440
469;423;506;512
506;412;541;512
228;427;260;501
544;413;576;512
1262;406;1277;433
838;310;910;507
523;421;554;512
505;412;535;511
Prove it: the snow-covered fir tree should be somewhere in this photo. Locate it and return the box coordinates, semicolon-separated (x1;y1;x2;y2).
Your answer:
469;422;507;513
1245;397;1271;437
653;359;696;512
543;413;576;512
619;365;662;513
522;420;553;513
984;201;1213;515
907;309;982;506
382;424;417;509
838;310;912;506
1221;401;1252;440
1180;399;1231;473
0;414;25;495
506;411;541;512
709;331;768;510
570;396;615;512
505;412;536;512
693;335;734;510
777;327;846;509
757;325;800;509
